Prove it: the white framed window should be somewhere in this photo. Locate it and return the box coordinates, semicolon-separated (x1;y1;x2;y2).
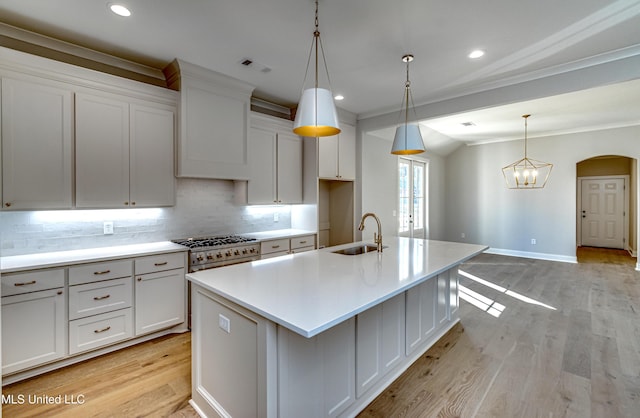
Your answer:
398;158;427;238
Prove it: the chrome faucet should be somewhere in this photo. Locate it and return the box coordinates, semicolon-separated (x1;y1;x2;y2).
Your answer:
358;212;383;252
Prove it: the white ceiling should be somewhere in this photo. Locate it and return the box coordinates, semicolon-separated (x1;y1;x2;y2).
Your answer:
1;0;639;154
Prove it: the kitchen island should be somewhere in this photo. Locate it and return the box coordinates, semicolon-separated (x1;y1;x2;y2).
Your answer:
186;237;487;418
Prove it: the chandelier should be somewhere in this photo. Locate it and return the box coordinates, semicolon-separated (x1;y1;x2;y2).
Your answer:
501;114;552;189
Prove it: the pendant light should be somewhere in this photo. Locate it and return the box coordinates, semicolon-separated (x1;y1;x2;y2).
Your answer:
501;114;553;189
293;0;341;137
391;54;425;155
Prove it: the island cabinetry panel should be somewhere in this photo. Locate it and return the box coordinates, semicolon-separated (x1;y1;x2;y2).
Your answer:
247;121;302;204
75;92;175;208
1;268;66;375
165;59;255;180
278;318;356;418
191;284;277;418
355;293;405;398
318;122;356;180
68;259;134;354
134;253;186;336
1;76;73;210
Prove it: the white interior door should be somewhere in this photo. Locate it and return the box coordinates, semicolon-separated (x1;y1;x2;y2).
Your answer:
580;178;625;249
398;158;426;238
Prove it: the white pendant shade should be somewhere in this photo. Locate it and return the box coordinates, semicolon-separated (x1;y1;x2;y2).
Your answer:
293;88;341;137
391;124;425;155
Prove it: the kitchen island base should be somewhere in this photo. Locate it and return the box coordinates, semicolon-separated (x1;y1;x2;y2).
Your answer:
190;266;462;418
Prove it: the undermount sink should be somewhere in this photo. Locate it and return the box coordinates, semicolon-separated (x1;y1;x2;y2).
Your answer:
332;244;384;255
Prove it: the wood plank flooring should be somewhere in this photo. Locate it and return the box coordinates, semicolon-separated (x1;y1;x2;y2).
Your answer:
3;247;638;417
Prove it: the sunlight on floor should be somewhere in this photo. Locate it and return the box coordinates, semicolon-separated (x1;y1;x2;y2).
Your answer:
459;269;557;315
459;284;505;317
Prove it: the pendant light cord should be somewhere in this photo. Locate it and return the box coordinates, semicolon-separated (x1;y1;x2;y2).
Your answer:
300;0;334;93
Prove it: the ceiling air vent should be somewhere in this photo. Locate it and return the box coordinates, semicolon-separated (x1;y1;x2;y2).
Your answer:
239;57;272;73
461;121;476;127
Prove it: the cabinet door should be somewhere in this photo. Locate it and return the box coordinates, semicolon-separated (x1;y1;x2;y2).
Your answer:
405;278;436;355
337;123;356;180
130;103;175;207
76;93;130;208
1;77;73;210
276;132;303;204
2;288;66;374
318;134;339;179
135;268;185;335
318;123;355;180
247;126;276;204
356;293;404;398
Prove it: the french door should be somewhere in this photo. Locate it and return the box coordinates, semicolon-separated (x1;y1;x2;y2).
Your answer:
398;158;426;238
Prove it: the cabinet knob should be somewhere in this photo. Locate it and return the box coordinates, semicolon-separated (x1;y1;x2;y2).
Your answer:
4;202;11;207
124;201;129;205
131;201;136;206
137;277;142;281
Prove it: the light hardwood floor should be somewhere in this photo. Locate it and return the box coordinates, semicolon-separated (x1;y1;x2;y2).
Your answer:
2;247;638;417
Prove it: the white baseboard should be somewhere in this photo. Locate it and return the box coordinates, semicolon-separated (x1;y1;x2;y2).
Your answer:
485;248;578;263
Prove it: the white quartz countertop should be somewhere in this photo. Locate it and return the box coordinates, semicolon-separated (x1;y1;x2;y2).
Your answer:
1;241;188;273
242;229;316;241
187;238;487;338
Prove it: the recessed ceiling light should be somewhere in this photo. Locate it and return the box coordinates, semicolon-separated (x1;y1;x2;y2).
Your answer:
461;121;476;127
468;50;485;59
109;3;131;17
334;94;344;101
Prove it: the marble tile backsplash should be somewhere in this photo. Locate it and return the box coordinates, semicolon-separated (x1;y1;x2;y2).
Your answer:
0;178;292;256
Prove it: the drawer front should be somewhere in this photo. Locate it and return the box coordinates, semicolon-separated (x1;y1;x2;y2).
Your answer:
291;245;315;254
69;277;133;320
290;235;315;250
69;259;132;286
69;308;133;354
135;252;185;275
2;269;65;297
261;238;290;255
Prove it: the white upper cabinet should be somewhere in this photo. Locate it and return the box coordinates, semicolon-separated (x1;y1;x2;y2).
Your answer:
76;92;130;208
247;114;302;204
129;103;176;207
165;59;255;180
76;93;175;208
318;122;355;180
1;77;73;210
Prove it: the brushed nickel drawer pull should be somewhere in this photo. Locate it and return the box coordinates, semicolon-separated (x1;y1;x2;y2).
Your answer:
154;262;168;266
94;326;111;334
14;280;37;286
93;294;111;301
94;270;111;275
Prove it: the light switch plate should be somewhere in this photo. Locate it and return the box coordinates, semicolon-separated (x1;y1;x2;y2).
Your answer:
103;221;114;235
219;314;231;333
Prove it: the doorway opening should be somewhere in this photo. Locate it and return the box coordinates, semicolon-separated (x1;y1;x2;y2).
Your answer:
576;155;638;264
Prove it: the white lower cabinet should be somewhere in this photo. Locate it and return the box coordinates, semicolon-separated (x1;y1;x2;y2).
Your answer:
260;234;316;259
135;268;185;336
1;286;66;375
355;293;405;398
1;250;187;381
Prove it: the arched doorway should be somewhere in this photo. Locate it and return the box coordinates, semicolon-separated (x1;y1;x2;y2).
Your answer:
576;155;638;262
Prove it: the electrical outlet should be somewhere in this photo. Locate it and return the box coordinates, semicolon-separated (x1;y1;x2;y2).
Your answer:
531;238;536;245
218;314;231;333
103;221;114;235
274;212;279;222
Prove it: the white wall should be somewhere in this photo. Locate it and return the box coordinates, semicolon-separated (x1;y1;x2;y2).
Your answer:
361;133;447;240
0;178;292;256
444;125;640;260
